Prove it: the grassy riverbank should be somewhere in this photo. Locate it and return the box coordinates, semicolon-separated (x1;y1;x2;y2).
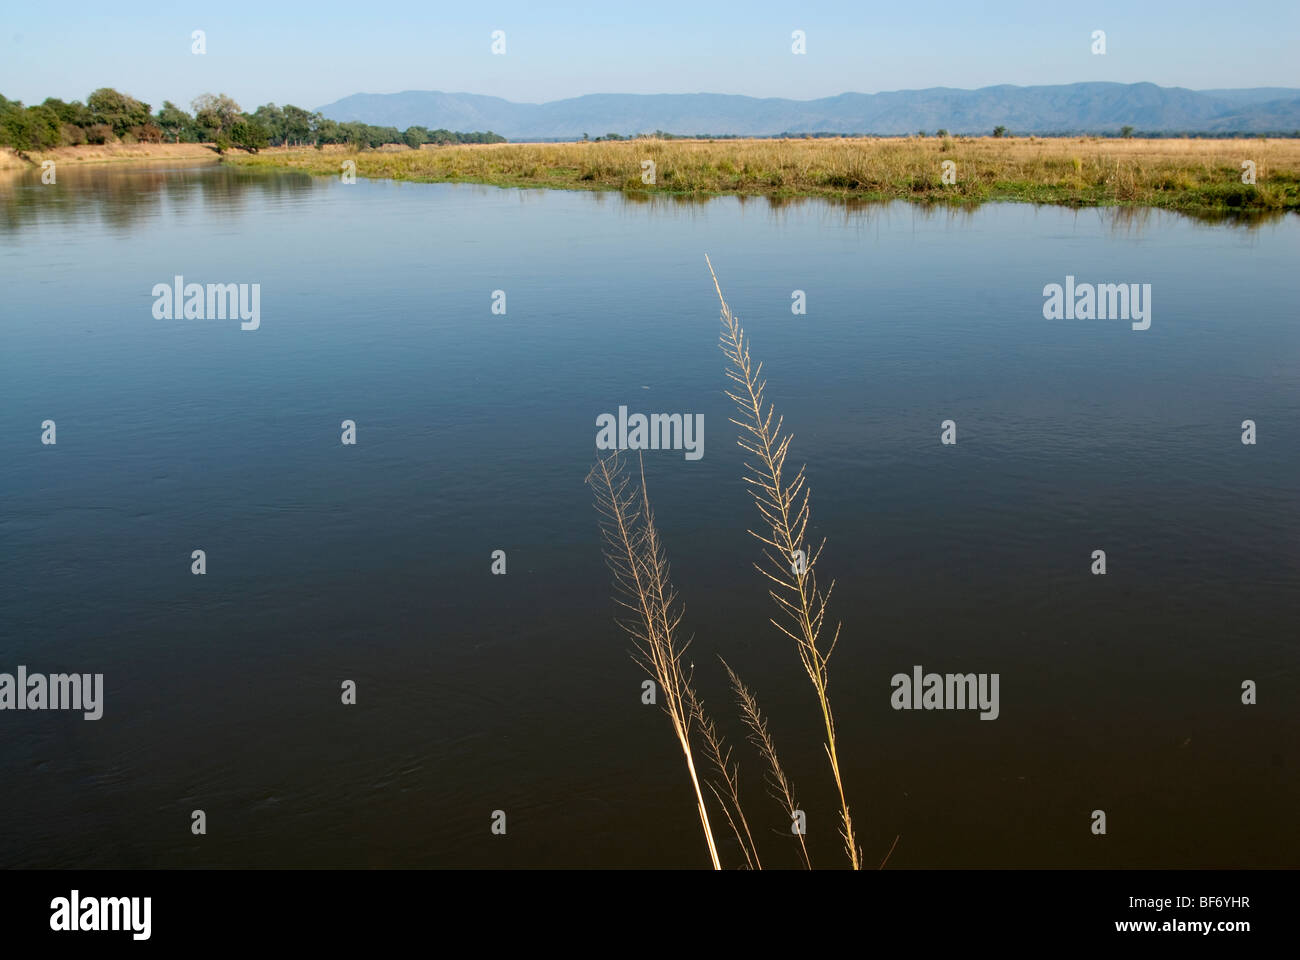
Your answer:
222;137;1300;214
1;142;218;171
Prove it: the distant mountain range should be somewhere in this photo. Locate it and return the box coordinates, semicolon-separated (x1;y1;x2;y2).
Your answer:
316;83;1300;139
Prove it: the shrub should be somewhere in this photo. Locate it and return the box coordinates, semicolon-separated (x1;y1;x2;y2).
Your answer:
130;122;163;143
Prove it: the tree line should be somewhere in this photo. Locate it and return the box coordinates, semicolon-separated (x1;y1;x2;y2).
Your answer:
0;88;505;153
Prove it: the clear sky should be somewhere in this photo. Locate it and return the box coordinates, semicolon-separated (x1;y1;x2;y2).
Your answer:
2;1;1296;111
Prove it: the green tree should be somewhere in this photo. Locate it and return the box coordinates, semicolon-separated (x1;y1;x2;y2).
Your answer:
1120;125;1135;138
372;125;400;147
229;118;269;152
0;104;36;150
155;101;193;143
282;105;314;145
992;125;1008;138
338;121;368;146
0;101;61;151
41;97;90;126
251;103;286;144
191;93;242;140
313;117;341;146
87;87;151;137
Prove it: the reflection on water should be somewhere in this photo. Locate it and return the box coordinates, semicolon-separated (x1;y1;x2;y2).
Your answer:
0;161;322;233
1;164;1297;870
2;159;1291;238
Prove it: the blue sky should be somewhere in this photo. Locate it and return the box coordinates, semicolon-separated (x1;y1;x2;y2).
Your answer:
2;1;1296;111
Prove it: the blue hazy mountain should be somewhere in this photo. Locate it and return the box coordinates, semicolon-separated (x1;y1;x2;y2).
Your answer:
316;83;1300;139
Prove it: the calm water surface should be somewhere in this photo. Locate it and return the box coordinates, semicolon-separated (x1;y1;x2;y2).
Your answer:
1;162;1297;867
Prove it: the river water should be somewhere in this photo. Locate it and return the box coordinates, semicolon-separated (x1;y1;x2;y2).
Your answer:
1;162;1296;867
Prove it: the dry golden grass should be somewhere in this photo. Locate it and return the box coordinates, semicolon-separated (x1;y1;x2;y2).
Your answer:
686;683;762;869
724;660;812;870
588;263;899;870
710;255;861;869
227;136;1300;214
1;143;219;171
587;453;722;869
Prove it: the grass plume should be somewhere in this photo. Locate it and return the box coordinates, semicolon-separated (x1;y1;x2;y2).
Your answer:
686;684;761;869
724;659;812;870
708;253;861;869
586;452;721;869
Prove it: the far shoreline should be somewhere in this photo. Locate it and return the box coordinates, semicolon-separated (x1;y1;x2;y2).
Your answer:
227;137;1300;218
0;142;221;172
6;137;1298;218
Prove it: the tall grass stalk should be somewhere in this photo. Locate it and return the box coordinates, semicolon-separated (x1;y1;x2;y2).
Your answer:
723;659;813;869
686;684;761;869
707;254;861;869
586;452;722;869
